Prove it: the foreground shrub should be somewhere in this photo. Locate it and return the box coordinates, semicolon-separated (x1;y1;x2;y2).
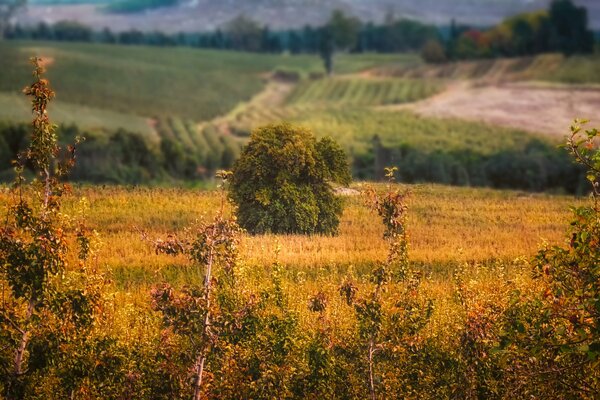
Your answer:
229;123;350;235
0;58;114;399
496;120;600;398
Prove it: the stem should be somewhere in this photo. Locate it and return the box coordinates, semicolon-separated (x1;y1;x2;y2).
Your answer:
192;230;215;400
13;299;34;378
368;338;376;400
43;167;51;208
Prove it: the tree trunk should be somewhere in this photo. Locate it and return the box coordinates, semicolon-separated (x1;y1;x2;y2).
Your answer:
368;338;376;400
13;299;34;376
8;299;34;399
192;236;215;400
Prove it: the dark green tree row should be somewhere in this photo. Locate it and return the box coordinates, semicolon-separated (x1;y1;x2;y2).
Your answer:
0;121;587;193
354;136;587;194
2;12;440;55
0;122;240;184
5;1;597;62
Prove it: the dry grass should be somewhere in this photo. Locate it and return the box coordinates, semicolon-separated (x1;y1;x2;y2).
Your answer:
21;184;581;284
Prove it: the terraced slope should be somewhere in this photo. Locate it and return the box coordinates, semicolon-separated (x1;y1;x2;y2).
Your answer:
372;53;600;85
287;77;441;107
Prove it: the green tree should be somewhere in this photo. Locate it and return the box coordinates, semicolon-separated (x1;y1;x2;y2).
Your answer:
340;168;432;399
223;14;263;52
0;58;110;399
149;174;244;400
498;120;600;396
319;9;361;75
549;0;594;54
421;39;447;64
229;123;351;235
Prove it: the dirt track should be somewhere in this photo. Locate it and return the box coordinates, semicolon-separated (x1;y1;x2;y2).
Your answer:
384;82;600;137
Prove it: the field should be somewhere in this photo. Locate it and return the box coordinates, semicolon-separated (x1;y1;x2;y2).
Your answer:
2;178;594;397
287;77;441;107
272;108;540;154
56;184;582;284
0;41;319;121
2;40;595;190
1;37;599;397
0;41;417;122
0;92;157;138
2;41;599;150
372;53;600;84
392;81;600;137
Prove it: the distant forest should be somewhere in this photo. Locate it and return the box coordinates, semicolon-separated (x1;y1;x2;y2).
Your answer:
4;0;598;61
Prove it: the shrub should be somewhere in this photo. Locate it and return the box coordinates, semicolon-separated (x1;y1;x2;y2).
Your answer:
497;120;600;396
0;58;111;399
421;39;448;64
229;123;351;235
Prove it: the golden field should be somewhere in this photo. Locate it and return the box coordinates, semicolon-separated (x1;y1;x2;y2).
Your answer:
2;183;581;328
12;183;580;284
57;183;583;356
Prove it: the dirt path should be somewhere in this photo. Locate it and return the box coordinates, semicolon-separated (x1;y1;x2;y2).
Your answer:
381;81;600;137
198;77;295;135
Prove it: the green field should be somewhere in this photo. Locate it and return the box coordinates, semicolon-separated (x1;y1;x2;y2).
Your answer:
288;108;542;154
0;41;417;122
0;41;592;188
0;42;284;121
287;77;441;106
0;92;157;139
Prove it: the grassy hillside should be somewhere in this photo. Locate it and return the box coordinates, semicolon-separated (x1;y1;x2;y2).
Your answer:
287;77;440;107
0;41;590;188
0;92;157;139
0;41;294;121
373;53;600;84
217;93;584;190
0;41;415;122
288;108;540;154
222;97;549;156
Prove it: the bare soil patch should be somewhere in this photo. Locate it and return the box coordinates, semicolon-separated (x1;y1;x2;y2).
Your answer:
385;82;600;137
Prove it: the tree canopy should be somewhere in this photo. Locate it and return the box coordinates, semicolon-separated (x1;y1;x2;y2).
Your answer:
229;123;351;235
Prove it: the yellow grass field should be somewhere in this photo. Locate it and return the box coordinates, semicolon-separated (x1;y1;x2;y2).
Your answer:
2;183;582;332
31;183;581;356
20;184;581;283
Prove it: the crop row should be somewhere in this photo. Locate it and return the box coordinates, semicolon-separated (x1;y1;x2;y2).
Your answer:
156;117;243;172
287;77;440;106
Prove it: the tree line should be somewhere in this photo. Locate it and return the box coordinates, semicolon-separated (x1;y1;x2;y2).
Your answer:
2;13;438;54
0;120;587;193
0;122;241;184
3;0;597;66
437;0;596;62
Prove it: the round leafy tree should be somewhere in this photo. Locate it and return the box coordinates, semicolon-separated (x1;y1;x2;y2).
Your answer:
230;123;351;235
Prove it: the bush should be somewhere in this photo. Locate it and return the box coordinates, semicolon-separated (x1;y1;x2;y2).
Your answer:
421;39;447;64
229;123;351;235
272;67;302;82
